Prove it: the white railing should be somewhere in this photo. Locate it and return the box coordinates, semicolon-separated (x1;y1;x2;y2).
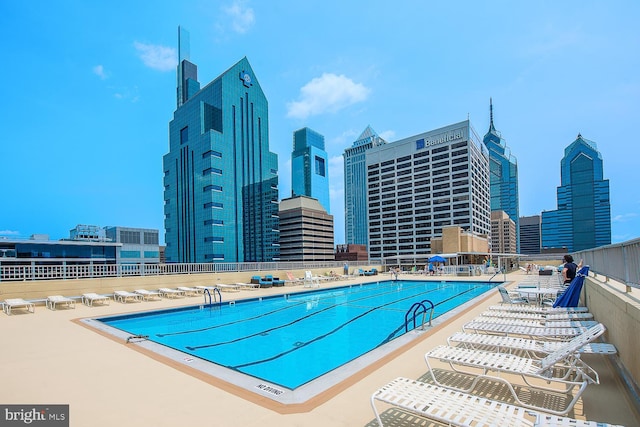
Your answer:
0;260;377;282
574;237;640;291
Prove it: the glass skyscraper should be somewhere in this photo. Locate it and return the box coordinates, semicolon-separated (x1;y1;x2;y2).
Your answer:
541;134;611;252
482;99;520;252
163;27;279;263
343;126;387;247
291;127;330;213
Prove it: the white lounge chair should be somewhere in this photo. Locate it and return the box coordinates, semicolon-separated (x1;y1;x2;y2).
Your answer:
462;319;592;339
134;289;162;301
82;293;110;306
214;284;240;292
46;295;76;310
447;331;617;356
425;323;605;415
488;304;589;314
371;377;624;427
497;285;529;304
177;286;201;296
114;290;143;303
481;308;594;321
3;298;35;315
471;315;598;329
158;288;185;298
235;282;259;290
303;271;320;288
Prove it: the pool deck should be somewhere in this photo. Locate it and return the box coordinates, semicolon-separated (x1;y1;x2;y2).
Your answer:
1;272;638;426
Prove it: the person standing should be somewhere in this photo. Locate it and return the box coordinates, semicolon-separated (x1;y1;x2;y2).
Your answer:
343;262;349;276
562;255;577;285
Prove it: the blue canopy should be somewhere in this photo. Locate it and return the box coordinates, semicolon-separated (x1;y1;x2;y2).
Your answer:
428;255;446;263
553;265;590;308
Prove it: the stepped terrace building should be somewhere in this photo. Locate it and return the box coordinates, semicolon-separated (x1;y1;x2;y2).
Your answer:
483;99;520;251
291;127;330;213
343;126;387;248
542;133;611;252
163;28;279;263
365;120;491;260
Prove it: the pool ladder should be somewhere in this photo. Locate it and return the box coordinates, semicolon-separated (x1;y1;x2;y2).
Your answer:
203;288;222;306
405;300;434;332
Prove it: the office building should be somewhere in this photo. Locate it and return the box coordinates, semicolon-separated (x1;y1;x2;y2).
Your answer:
519;215;541;255
104;226;160;264
541;134;611;252
278;196;334;262
343;126;387;248
163;27;280;263
490;210;516;254
365;120;491;260
291;127;330;213
0;235;120;266
483;99;520;251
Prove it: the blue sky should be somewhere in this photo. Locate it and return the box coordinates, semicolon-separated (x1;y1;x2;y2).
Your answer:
1;0;639;246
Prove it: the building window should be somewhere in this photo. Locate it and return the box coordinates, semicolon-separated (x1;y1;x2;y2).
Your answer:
204;237;224;243
144;251;159;258
204;202;223;209
120;231;140;244
315;156;326;177
143;232;158;245
180;127;188;144
204;167;223;176
121;250;141;258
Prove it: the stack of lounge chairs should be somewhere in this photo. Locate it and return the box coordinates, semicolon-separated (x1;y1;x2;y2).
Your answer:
371;293;622;426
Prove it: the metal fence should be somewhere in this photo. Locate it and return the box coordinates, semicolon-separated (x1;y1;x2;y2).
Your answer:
574;237;640;291
0;260;377;282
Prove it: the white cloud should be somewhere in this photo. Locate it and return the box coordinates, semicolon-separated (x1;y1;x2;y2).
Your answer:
134;42;176;71
379;130;396;142
92;65;108;80
224;1;255;34
613;213;638;222
0;230;20;236
287;73;371;119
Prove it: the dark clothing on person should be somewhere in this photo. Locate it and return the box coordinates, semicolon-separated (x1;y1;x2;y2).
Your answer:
563;262;577;284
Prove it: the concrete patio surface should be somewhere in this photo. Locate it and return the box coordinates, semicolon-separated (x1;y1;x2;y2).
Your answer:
1;272;638;427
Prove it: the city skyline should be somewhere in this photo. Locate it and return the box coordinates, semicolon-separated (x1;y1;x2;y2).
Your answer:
2;1;639;247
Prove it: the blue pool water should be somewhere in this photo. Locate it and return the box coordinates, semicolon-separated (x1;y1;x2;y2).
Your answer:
98;280;497;390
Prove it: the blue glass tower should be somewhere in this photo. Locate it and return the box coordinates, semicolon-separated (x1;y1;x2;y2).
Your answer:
343;126;386;246
291;127;330;213
163;27;279;263
483;99;520;252
541;134;611;252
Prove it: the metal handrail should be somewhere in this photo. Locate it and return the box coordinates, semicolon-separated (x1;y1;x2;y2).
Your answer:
404;300;434;332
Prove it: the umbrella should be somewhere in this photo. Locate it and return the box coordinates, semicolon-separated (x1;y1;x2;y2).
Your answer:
428;255;446;263
553;265;590;308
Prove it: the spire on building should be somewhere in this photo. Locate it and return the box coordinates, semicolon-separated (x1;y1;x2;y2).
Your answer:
488;97;496;133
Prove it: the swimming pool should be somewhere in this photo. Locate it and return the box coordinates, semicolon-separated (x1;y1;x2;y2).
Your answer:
89;279;498;404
